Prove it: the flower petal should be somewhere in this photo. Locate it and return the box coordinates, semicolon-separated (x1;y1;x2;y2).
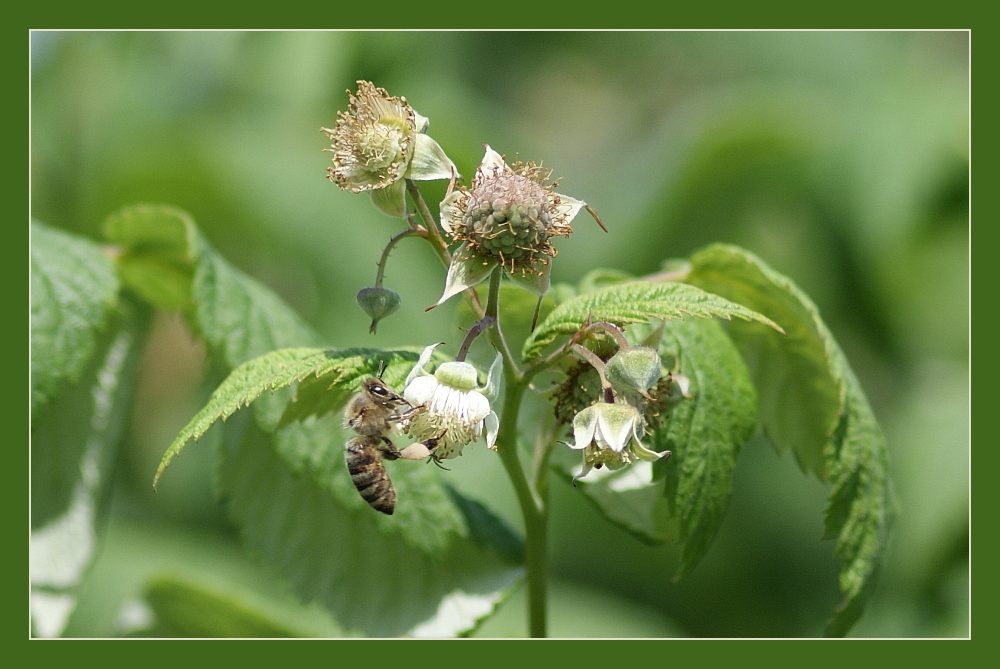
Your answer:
439;190;465;235
570;406;599;450
482;352;503;400
405;343;442;387
461;391;492;424
596;404;638;453
552;193;586;224
406;133;459;182
477;145;509;179
484;411;499;450
507;258;552;297
431;245;497;308
403;375;438;407
412;109;430;133
369;179;407;218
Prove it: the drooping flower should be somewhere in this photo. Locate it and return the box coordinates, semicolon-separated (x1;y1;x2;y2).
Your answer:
568;401;668;480
431;145;590;307
402;344;502;460
321;81;457;218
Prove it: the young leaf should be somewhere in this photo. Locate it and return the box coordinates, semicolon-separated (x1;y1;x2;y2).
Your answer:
152;347;329;489
523;280;784;361
31;221;120;413
103;205;200;311
683;243;893;636
653;317;756;578
684;244;841;477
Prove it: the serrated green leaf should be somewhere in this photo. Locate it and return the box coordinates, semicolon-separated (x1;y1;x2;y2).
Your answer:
523;280;784;361
683;244;893;636
31;221;120;414
218;411;523;637
821;366;894;637
653;317;756;578
684;244;841;477
153;347;328;489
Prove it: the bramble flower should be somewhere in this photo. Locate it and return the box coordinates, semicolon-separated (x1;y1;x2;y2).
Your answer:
402;344;502;460
431;145;589;307
321;81;457;218
568;401;668;480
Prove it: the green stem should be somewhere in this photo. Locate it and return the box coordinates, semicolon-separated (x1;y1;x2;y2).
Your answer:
495;373;548;637
407;179;544;634
374;228;420;286
406;178;485;318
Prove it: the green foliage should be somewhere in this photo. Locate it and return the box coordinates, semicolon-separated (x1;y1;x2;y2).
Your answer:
219;411;522;637
31;221;120;413
552;316;756;577
655;317;757;578
522;280;784;361
111;205;525;637
137;575;306;638
30;222;150;638
683;244;894;637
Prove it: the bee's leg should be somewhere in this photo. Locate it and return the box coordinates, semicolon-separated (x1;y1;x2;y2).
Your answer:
378;436;401;460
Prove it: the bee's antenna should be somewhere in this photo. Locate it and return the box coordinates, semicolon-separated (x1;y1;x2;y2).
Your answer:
376;360;387;380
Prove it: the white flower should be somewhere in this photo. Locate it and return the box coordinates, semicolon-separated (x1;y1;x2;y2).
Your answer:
402;344;502;460
568;402;668;480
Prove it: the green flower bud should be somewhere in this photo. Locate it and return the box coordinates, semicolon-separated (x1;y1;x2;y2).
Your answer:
604;346;662;397
356;286;401;334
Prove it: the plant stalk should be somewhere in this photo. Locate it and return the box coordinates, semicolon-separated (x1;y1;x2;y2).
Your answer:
495;373;548;637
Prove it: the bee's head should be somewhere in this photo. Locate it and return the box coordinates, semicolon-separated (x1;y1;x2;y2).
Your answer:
363;377;403;404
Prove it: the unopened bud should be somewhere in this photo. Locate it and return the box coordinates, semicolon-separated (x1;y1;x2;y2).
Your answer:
356;286;401;334
605;346;662;397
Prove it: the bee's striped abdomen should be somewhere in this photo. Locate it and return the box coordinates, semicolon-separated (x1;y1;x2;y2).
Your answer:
345;437;396;515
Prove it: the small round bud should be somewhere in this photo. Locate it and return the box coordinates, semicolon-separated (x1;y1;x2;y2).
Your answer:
604;346;662;397
356;286;401;334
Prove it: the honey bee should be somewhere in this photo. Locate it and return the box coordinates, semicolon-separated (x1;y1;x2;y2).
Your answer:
343;370;450;514
343;375;411;515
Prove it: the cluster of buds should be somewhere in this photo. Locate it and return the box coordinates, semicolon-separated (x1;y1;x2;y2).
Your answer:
556;333;687;481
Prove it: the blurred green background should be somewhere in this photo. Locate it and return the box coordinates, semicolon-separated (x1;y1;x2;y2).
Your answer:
30;31;968;637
